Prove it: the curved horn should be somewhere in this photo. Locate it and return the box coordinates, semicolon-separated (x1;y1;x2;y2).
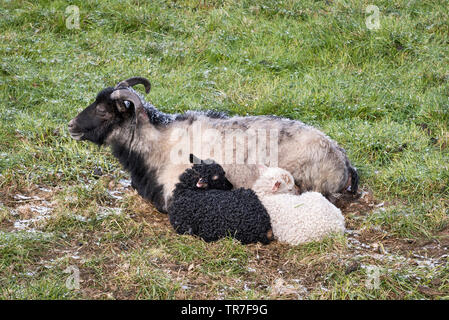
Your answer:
115;77;151;94
110;89;143;113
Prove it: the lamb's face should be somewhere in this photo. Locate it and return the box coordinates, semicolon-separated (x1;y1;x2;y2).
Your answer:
192;163;234;191
253;166;298;195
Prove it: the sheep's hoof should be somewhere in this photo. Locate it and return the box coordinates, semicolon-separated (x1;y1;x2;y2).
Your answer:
266;229;274;241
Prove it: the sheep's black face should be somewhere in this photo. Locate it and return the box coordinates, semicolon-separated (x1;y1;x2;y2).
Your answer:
192;163;234;191
68;87;127;145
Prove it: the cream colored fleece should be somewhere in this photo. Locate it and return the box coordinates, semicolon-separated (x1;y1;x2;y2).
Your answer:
253;167;345;245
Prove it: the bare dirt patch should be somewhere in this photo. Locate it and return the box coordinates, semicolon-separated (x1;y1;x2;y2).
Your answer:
1;180;447;299
334;188;380;215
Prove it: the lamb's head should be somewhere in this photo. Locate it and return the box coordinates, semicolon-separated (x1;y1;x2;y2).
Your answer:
252;165;299;195
68;77;151;145
178;154;234;191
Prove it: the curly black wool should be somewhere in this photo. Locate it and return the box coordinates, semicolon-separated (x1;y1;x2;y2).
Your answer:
168;157;273;245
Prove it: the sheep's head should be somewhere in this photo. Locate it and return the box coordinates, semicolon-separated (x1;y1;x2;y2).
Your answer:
180;154;234;191
68;77;151;145
253;165;299;195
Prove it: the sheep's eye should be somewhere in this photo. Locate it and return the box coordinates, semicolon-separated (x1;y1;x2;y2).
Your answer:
212;175;219;180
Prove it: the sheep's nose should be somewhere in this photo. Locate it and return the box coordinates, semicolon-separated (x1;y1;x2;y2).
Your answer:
68;119;76;128
196;178;208;188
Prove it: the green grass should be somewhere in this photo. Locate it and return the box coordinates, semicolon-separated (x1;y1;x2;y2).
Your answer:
0;0;448;299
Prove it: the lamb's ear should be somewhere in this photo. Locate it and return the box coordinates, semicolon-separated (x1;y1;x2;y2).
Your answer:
257;164;268;175
189;154;202;164
272;181;281;192
111;89;148;124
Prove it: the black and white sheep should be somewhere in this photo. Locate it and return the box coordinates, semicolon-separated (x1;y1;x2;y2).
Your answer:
68;77;358;213
168;155;273;244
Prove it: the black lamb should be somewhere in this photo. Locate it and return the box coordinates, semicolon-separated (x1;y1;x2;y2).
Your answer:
168;154;273;245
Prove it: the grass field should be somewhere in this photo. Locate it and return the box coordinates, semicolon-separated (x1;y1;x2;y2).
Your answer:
0;0;448;299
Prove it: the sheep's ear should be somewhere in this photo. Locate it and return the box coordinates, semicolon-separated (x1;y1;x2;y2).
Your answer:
189;154;202;164
111;89;148;124
257;164;268;175
272;181;281;192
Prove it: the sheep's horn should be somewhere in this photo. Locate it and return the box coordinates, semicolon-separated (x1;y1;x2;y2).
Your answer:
115;77;151;94
110;89;143;113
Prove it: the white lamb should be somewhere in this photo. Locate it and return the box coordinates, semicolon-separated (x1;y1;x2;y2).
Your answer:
253;165;345;245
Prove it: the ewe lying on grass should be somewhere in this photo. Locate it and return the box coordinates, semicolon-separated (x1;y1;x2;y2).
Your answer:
168;154;273;244
68;77;358;213
253;166;345;245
